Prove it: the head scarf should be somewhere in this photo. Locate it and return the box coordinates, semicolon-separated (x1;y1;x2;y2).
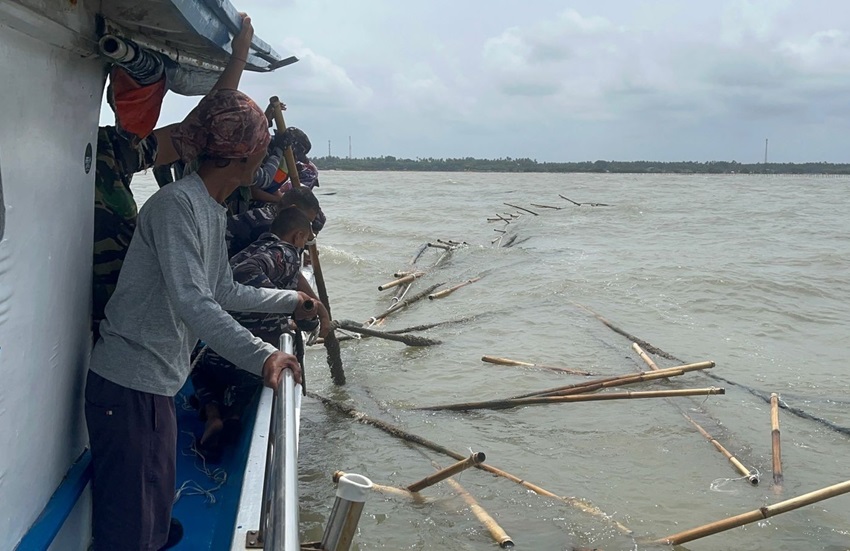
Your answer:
172;89;271;163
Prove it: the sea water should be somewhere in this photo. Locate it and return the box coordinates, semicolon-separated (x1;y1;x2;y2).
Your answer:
135;171;850;550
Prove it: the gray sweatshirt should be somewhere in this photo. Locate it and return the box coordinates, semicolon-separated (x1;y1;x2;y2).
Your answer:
90;173;299;396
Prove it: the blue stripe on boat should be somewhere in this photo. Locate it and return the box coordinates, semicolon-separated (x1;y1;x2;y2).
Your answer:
15;450;92;551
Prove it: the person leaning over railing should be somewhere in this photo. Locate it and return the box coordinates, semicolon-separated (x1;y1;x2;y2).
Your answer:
83;14;329;551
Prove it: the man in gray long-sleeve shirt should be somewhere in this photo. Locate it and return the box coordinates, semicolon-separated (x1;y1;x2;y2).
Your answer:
84;16;330;551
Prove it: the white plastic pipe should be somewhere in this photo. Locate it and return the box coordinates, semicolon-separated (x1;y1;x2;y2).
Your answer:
321;473;373;551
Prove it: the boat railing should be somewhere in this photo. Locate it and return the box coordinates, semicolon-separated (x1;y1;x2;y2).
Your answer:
252;333;301;551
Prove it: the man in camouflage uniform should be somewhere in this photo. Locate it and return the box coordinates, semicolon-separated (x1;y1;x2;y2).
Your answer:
225;185;322;257
190;207;322;458
92;124;179;340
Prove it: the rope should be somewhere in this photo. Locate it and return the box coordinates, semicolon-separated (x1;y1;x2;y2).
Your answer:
173;431;227;505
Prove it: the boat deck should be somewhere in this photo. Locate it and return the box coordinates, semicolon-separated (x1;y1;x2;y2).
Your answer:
171;381;262;550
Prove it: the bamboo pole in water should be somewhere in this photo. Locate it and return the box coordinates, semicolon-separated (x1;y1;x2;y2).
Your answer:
651;479;850;545
418;387;725;412
632;346;760;485
309;393;632;535
438;468;514;548
504;202;538;215
631;342;659;371
771;393;784;486
367;282;445;324
333;320;441;346
508;361;715;400
682;412;759;485
406;452;485;493
378;272;424;291
481;355;596;376
428;277;482;300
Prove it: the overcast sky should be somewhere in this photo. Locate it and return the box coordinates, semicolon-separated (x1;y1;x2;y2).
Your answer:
114;0;850;162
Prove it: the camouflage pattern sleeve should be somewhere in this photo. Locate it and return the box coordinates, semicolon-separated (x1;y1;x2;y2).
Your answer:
92;127;159;329
226;206;276;258
253;147;283;191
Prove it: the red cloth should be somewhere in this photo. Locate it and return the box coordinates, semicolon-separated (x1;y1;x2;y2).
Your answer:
110;67;166;139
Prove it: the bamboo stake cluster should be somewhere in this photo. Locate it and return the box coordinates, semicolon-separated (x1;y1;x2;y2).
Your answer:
310;392;632;535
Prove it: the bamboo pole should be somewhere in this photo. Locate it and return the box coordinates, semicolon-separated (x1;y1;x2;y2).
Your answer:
481;355;595;376
632;335;760;485
529;203;564;210
427;242;452;250
682;412;759;484
406;452;485;493
419;387;725;412
508;361;715;400
771;393;783;486
378;272;424;291
631;342;659;371
309;392;632;535
271;96;344;385
333;320;442;346
651;479;850;545
504;202;538;216
559;194;581;206
438;467;514;548
332;471;427;502
367;282;445;324
428;277;482;300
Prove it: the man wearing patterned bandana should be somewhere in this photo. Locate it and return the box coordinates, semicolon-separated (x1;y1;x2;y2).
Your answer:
84;15;329;551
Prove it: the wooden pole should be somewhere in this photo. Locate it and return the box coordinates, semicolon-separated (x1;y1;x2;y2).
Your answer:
651;479;850;545
503;202;538;215
367;282;445;324
378;272;424;291
682;413;759;484
271;96;345;385
508;361;715;400
428;277;482;300
631;342;659;371
481;355;595;376
529;203;564;210
334;320;441;346
309;392;632;535
771;393;783;486
406;452;485;493
418;387;725;412
438;466;514;548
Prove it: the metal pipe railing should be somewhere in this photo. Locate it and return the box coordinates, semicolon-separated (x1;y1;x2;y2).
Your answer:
254;333;301;550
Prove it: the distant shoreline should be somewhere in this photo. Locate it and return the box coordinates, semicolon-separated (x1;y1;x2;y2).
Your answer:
313;156;850;175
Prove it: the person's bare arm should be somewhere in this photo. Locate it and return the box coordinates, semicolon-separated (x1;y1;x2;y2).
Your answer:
250;186;283;204
152;123;180;166
212;13;253;92
296;272;319;301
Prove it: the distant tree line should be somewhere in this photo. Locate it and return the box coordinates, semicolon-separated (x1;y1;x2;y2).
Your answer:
313;156;850;175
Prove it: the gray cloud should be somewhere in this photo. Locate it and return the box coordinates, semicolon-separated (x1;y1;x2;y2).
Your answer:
111;0;850;162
